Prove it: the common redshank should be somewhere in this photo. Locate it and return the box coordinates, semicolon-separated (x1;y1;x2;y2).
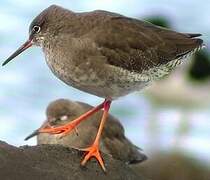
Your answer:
25;98;147;165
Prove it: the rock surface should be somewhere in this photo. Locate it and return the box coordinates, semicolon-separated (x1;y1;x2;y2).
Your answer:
0;141;145;180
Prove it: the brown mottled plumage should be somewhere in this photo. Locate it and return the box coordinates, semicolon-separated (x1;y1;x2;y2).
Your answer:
3;5;203;98
26;5;203;98
3;5;204;171
25;99;147;164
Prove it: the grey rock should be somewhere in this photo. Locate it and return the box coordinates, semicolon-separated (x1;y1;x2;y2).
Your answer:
0;141;146;180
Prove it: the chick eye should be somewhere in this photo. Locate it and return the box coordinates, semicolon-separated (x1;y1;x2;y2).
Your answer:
60;115;68;121
33;25;41;33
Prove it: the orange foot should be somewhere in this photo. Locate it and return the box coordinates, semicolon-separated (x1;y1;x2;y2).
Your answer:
81;143;106;172
39;99;111;172
39;122;76;138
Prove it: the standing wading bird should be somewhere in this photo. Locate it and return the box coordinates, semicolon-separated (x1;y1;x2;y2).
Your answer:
25;99;147;164
2;5;204;171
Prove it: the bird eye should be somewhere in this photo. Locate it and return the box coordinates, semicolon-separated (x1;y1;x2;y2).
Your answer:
60;115;68;121
33;25;41;33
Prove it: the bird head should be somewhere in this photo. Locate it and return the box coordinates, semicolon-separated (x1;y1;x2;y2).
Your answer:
2;5;73;66
24;98;80;141
46;98;79;126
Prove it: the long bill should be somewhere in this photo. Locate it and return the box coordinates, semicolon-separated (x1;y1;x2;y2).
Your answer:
24;120;51;141
2;39;32;66
24;129;39;141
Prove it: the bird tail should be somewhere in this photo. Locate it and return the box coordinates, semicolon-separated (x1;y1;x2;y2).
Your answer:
185;33;202;38
128;150;148;164
126;143;148;164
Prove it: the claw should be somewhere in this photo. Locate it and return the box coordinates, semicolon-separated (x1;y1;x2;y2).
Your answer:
74;127;79;136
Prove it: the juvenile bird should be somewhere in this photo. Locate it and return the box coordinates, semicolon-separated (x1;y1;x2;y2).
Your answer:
25;99;147;165
3;5;204;170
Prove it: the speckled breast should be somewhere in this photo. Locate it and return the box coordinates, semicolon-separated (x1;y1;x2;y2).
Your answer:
43;49;151;99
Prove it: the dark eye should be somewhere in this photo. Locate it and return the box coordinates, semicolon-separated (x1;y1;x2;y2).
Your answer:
33;25;41;33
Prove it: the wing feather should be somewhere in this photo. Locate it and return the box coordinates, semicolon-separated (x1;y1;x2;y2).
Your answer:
86;16;203;73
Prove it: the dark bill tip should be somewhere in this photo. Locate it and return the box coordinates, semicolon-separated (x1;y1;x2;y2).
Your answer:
2;40;32;66
24;129;39;141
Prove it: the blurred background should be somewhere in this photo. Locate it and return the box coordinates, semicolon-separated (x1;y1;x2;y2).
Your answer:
0;0;210;179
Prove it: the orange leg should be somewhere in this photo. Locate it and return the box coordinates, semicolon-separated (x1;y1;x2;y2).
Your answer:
80;99;111;171
39;99;112;171
38;100;106;137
